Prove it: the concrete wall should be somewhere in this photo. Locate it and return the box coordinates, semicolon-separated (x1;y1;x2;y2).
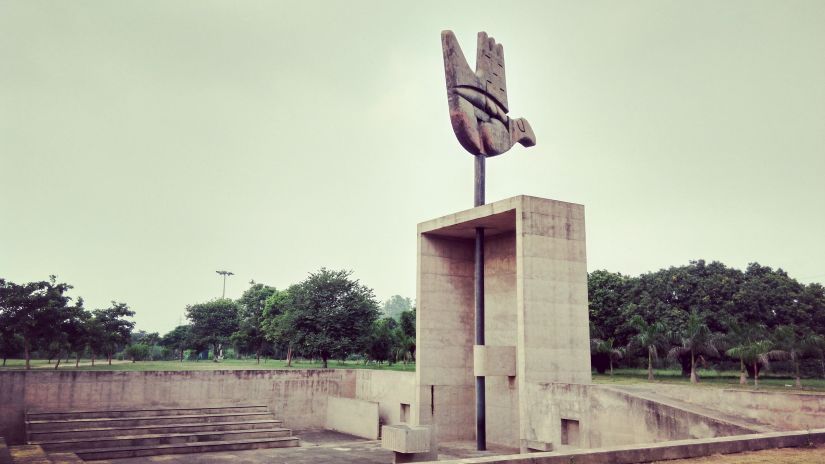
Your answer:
636;384;825;431
528;383;755;451
0;369;357;445
352;370;415;428
415;233;476;441
434;428;825;464
484;232;520;449
326;396;380;439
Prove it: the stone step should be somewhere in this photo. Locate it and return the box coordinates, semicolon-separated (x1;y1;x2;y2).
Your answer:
28;419;283;441
34;428;293;452
73;436;300;461
27;412;273;432
8;445;51;464
27;405;268;421
43;453;82;464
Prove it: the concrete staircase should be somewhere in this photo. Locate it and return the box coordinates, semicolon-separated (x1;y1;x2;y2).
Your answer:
24;405;299;461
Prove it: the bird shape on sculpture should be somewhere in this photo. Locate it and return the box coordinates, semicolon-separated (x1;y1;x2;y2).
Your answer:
442;31;536;157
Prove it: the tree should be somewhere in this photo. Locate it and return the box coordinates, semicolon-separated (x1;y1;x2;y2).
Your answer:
280;268;379;368
723;322;767;385
186;298;239;362
668;310;721;383
57;297;92;369
381;295;413;321
0;276;73;369
767;325;819;388
262;289;295;365
590;338;623;376
627;315;667;381
232;282;278;364
726;339;773;388
93;302;135;365
395;308;416;363
124;344;150;362
161;325;192;362
367;318;396;364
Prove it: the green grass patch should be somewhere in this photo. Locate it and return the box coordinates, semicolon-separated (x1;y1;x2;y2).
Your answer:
593;368;825;392
0;358;415;372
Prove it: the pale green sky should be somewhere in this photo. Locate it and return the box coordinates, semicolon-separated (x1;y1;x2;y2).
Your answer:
2;1;824;334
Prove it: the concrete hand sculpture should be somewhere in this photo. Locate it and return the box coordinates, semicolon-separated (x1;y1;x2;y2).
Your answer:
442;31;536;157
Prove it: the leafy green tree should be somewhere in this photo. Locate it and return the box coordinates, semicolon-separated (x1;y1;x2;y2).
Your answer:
53;297;92;369
367;318;396;364
0;321;23;366
668;310;721;383
588;270;634;343
93;302;135;365
186;298;239;362
381;295;413;321
131;330;161;360
627;315;667;381
232;281;278;363
124;343;151;362
394;308;416;363
262;289;295;365
0;276;73;369
161;325;192;361
282;268;379;368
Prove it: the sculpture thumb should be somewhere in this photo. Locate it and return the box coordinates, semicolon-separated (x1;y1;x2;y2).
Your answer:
510;118;536;148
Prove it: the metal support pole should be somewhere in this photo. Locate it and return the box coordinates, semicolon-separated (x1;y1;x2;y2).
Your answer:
222;276;226;299
474;154;486;451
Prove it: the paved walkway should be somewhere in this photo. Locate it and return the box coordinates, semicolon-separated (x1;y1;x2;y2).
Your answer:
90;430;514;464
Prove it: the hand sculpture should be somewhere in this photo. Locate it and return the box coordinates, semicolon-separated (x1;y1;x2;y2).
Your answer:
442;31;536;157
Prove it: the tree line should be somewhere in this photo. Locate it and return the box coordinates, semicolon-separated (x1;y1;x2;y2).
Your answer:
173;269;416;368
0;269;416;369
589;260;825;386
0;276;134;369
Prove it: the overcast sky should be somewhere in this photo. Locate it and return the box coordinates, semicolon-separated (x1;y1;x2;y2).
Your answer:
2;1;824;334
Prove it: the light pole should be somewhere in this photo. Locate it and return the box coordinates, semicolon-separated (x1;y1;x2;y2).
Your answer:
215;270;234;299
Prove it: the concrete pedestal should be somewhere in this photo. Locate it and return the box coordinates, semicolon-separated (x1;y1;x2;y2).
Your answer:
413;195;591;451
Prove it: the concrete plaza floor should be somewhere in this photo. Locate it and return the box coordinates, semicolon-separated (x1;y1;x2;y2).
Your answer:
89;430;515;464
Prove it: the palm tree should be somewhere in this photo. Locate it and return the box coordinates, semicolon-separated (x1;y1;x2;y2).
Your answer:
668;310;721;384
767;325;822;388
724;322;767;385
726;339;772;388
628;315;666;381
803;333;825;379
591;337;623;377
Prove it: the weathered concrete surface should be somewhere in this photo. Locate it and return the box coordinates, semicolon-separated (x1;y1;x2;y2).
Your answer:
326;397;379;439
428;428;825;464
615;383;825;432
89;430;512;464
415;196;591;450
353;370;415;427
0;369;358;445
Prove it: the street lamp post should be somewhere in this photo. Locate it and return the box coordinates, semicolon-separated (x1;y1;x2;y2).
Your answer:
215;270;234;299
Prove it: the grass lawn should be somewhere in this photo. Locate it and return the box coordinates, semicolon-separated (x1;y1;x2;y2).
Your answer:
652;444;825;463
0;358;416;372
593;368;825;393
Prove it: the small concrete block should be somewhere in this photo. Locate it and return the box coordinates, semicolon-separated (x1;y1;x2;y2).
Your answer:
473;345;516;377
382;425;432;453
523;439;554;452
